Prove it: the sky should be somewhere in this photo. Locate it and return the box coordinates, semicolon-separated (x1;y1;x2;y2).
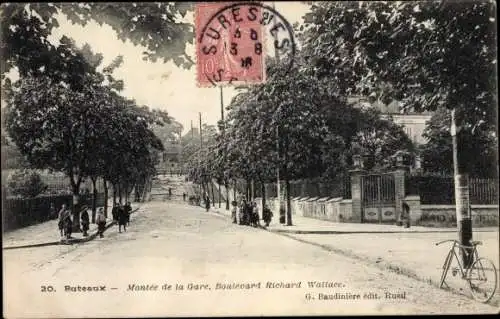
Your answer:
40;2;311;134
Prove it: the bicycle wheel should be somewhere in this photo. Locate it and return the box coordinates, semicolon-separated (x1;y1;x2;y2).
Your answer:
467;257;498;303
440;251;453;289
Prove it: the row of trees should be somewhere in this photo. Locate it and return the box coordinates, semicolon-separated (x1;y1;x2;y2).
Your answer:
182;1;497;225
1;3;195;227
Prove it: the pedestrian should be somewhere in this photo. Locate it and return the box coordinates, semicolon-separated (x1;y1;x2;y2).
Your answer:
402;201;410;228
231;200;238;224
62;206;73;239
263;205;273;227
239;200;247;225
251;201;260;227
118;205;127;233
205;195;211;212
96;207;106;238
48;203;57;221
112;202;119;221
57;204;67;237
183;193;186;201
124;201;132;226
80;205;90;237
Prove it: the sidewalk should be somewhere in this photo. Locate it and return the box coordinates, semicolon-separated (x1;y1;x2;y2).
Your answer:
211;209;500;306
266;214;499;234
3;206;142;250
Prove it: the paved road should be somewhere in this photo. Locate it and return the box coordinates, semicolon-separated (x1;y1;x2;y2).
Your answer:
3;201;498;317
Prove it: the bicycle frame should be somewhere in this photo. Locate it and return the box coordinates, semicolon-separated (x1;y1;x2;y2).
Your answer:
437;240;479;286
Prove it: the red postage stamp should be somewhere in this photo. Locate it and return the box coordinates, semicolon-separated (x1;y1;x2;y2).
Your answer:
195;2;266;87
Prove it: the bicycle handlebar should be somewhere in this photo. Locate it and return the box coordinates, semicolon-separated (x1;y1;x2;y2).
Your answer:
435;239;458;246
435;240;478;249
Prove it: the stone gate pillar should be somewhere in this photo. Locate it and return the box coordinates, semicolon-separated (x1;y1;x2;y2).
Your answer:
393;166;406;223
350;168;365;223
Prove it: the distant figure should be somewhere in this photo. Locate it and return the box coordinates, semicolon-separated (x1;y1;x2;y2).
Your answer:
168;188;172;197
118;205;127;233
124;201;132;226
239;200;248;225
402;201;410;228
60;205;72;239
251;201;260;227
205;195;211;212
112;202;119;221
80;206;90;237
183;193;187;201
57;204;68;237
263;205;273;227
96;208;106;238
231;201;238;224
49;203;57;220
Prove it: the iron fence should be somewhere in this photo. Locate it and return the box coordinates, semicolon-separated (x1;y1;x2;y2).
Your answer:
405;175;498;205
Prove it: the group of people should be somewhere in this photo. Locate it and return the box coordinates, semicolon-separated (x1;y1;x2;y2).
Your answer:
112;202;132;233
54;201;132;239
56;203;97;239
230;199;274;228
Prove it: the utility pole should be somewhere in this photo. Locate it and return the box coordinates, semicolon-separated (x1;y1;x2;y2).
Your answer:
219;86;230;210
273;1;286;224
191;120;194;140
451;109;472;266
199;112;203;149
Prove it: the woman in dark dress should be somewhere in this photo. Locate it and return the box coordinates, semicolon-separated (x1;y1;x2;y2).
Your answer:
80;206;90;237
118;205;127;233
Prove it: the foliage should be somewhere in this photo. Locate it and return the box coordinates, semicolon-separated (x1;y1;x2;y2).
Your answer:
350;108;415;170
4;36;167;209
421;107;498;177
7;169;48;198
1;2;194;84
300;1;497;131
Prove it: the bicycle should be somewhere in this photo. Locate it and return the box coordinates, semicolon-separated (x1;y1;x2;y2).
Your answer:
436;239;498;303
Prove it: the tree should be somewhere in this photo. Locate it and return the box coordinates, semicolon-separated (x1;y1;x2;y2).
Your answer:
421;107;498;177
299;1;497;256
1;2;194;84
350;108;415;170
7;169;48;198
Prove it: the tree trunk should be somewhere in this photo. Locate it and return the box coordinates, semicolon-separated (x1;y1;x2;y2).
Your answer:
71;186;81;232
218;182;221;208
91;176;97;223
251;179;255;200
261;181;266;212
118;182;122;204
112;184;117;205
283;139;292;226
246;179;250;201
285;177;292;226
225;180;230;210
233;179;237;203
104;179;109;219
211;179;215;207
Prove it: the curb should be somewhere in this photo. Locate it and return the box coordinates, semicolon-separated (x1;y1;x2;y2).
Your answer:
3;207;142;250
269;229;457;234
266;229;500;308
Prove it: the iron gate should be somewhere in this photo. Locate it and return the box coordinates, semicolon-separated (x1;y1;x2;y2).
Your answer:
361;173;397;223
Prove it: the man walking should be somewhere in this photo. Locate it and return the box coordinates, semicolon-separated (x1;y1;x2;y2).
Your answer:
57;204;68;237
96;208;106;238
80;205;90;237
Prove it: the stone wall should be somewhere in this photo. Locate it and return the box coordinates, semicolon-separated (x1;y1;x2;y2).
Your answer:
417;204;499;227
257;196;353;222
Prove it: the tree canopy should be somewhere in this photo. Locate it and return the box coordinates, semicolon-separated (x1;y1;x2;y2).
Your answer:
1;2;194;85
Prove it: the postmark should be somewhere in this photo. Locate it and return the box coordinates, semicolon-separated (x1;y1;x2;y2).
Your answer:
195;2;296;87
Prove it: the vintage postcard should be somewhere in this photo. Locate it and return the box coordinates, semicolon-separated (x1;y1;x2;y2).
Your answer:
2;1;499;317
